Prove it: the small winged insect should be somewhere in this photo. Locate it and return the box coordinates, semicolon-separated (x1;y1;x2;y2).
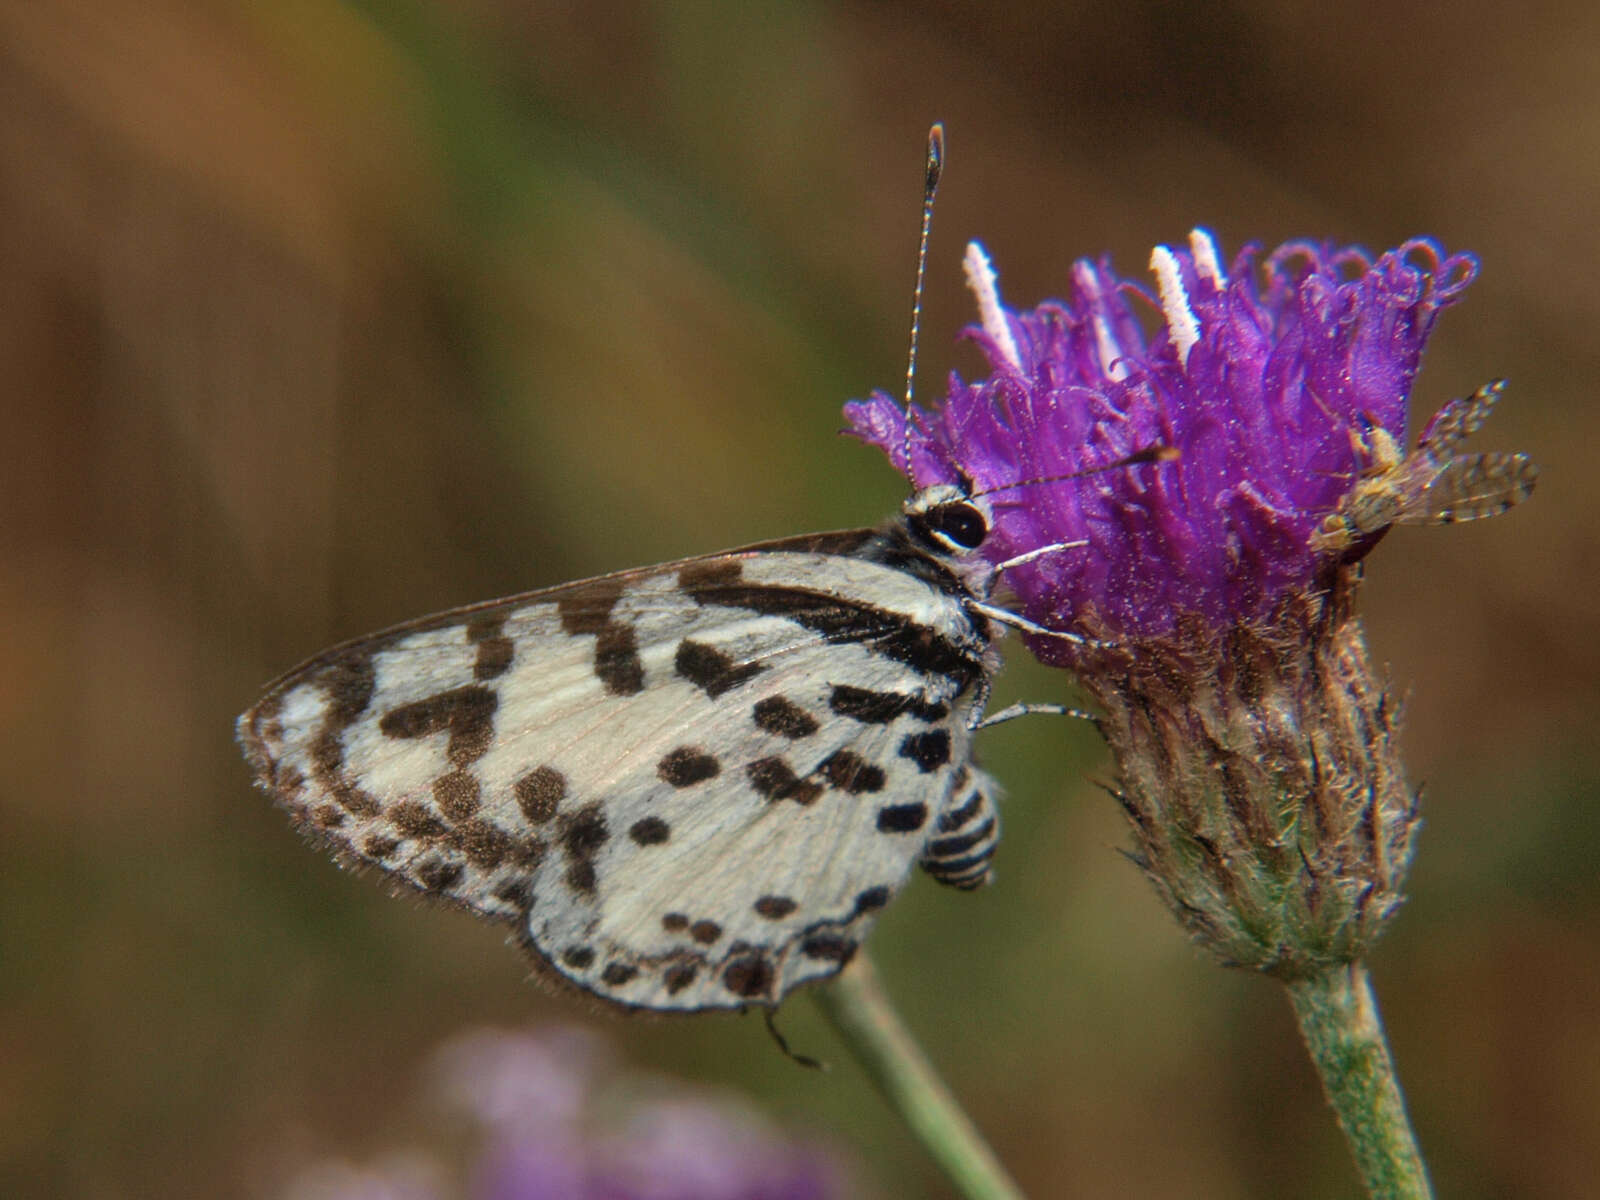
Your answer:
238;127;1170;1013
1311;379;1539;554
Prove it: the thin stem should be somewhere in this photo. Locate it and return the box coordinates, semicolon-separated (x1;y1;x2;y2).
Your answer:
814;954;1025;1200
1285;963;1432;1200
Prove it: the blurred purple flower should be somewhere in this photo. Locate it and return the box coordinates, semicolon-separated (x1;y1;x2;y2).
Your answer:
435;1024;604;1137
282;1156;445;1200
592;1099;837;1200
845;231;1477;658
284;1028;849;1200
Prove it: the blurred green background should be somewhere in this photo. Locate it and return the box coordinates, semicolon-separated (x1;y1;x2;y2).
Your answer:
3;2;1597;1196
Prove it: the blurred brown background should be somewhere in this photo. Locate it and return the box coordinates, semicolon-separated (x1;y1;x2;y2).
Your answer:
3;2;1596;1197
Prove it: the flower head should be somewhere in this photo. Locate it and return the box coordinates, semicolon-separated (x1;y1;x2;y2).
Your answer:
845;232;1478;658
846;231;1505;977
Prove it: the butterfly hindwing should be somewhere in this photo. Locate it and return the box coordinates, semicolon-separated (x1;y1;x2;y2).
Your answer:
238;533;999;1012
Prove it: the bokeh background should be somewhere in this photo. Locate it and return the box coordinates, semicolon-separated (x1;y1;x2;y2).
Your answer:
4;2;1597;1197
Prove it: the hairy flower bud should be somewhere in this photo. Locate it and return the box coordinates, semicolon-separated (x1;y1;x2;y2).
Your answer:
1073;572;1414;975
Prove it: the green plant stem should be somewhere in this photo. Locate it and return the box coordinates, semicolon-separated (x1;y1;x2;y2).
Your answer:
1285;963;1432;1200
814;954;1025;1200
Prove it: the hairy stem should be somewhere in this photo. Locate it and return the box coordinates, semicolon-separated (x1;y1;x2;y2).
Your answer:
1285;963;1432;1199
814;954;1025;1200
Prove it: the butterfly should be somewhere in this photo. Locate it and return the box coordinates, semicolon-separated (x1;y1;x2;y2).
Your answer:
240;125;1081;1014
238;475;1077;1011
237;122;1178;1013
1311;379;1539;553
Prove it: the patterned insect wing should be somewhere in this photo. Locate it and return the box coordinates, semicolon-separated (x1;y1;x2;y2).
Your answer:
1422;451;1539;524
1415;378;1505;452
238;528;1006;1013
1312;379;1537;551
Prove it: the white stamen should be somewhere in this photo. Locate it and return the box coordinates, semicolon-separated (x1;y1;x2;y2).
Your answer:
962;241;1022;372
1189;227;1224;286
1150;244;1200;368
1074;260;1129;382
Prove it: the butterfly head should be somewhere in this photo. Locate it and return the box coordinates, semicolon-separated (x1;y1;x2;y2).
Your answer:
903;482;991;553
899;477;1001;593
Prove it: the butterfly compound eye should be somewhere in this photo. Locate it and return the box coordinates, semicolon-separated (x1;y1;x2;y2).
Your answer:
928;502;988;549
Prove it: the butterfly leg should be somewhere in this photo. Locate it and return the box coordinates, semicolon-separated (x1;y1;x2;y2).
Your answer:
976;702;1100;730
992;538;1088;573
967;600;1106;649
966;672;995;728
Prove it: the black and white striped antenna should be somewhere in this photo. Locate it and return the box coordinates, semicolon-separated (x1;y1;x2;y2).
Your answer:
899;123;944;489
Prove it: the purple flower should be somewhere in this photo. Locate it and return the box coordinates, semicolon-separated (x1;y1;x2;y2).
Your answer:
845;232;1477;660
845;232;1522;976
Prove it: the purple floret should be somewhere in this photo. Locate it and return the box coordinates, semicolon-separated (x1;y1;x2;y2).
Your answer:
845;231;1477;658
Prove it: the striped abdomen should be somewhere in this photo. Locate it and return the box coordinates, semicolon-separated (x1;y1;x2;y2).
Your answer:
920;769;1000;890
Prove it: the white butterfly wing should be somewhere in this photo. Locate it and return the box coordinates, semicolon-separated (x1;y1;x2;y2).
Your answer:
239;535;997;1012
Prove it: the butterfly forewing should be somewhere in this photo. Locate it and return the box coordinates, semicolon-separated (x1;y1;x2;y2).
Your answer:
239;533;1000;1012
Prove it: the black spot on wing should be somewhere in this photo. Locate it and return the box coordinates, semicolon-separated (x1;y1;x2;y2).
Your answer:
659;747;720;787
466;614;514;680
819;750;885;794
454;818;514;869
564;860;595;896
380;685;498;766
664;963;698;994
801;933;857;964
562;945;595;969
594;624;645;696
677;559;744;590
753;895;797;919
899;729;951;773
746;757;823;806
432;769;480;820
629;816;671;846
558;802;608;896
752;695;820;738
876;802;929;833
416;859;463;893
304;647;382;815
316;647;379;729
829;685;948;724
555;578;644;695
722;953;774;999
493;879;533;912
556;579;624;635
675;639;766;698
391;800;447;841
854;886;890;914
514;765;564;824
